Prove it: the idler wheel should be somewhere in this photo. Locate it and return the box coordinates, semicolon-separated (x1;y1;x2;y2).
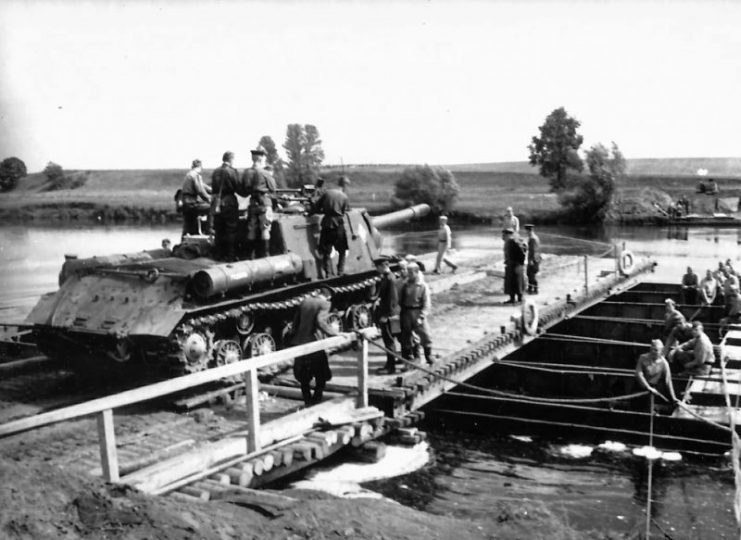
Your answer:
214;340;242;366
346;304;372;330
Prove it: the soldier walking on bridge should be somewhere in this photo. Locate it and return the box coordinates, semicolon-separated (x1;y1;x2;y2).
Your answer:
311;176;351;277
242;146;277;259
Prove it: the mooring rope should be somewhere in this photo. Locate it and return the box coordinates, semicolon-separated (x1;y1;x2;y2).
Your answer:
539;333;647;348
363;336;650;405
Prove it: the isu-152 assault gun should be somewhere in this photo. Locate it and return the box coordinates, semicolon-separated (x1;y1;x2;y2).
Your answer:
24;202;430;375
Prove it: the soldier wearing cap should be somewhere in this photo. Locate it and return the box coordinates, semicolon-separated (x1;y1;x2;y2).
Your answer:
502;228;526;304
524;224;541;294
211;151;245;261
311;176;351;276
433;215;458;274
399;262;434;366
242;146;277;259
373;255;401;374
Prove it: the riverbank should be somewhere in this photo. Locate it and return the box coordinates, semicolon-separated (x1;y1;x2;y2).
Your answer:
1;166;740;226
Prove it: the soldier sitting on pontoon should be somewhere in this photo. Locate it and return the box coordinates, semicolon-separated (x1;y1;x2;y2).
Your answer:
663;299;686;336
668;321;714;376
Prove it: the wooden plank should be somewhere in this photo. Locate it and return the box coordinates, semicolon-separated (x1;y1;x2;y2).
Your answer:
0;329;377;438
96;409;119;482
357;337;369;408
244;369;260;453
122;398;368;492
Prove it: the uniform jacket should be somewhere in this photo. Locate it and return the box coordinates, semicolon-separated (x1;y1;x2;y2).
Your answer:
242;167;277;200
527;234;541;265
376;272;400;319
438;225;452;250
400;280;431;317
505;237;526;266
211;164;244;207
315;188;350;217
181;170;211;205
290;296;338;346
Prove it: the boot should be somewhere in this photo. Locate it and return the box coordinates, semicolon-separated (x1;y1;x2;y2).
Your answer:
337;252;346;275
322;255;332;278
400;348;412;372
424;346;434;366
262;240;270;258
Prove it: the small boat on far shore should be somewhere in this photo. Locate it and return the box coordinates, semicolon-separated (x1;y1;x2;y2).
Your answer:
667;213;741;227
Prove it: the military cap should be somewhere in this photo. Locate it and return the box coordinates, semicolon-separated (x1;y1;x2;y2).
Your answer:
251;146;267;157
338;175;351;187
191;159;202;168
524;224;535;230
439;215;448;221
502;228;514;234
664;298;676;306
315;286;333;298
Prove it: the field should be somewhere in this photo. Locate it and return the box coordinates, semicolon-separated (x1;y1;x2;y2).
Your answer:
2;158;741;224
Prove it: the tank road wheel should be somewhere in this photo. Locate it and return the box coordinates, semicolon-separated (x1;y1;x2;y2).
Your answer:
243;333;276;358
182;331;212;372
214;340;242;367
235;312;255;335
346;304;372;330
326;311;344;334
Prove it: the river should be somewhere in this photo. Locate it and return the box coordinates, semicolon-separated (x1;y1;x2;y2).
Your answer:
1;222;740;537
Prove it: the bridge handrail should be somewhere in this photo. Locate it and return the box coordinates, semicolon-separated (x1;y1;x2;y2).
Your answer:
0;330;372;438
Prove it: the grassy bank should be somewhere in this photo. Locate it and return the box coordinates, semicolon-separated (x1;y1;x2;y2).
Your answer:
2;163;741;225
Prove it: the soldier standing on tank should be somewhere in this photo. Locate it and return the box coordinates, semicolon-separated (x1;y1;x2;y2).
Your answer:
210;151;243;261
400;262;434;367
311;176;351;277
242;146;277;259
181;159;211;237
524;224;541;294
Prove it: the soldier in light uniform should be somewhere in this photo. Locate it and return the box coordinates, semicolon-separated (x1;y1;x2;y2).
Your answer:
399;262;434;366
242;147;277;259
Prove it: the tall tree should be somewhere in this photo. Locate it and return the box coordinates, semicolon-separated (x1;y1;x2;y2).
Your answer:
258;135;286;187
283;124;306;187
393;165;460;215
528;107;584;191
302;124;325;183
0;156;27;192
558;142;624;222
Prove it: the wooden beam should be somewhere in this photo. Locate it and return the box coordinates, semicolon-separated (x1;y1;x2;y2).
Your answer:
0;328;378;438
97;409;119;482
357;336;369;408
244;369;260;453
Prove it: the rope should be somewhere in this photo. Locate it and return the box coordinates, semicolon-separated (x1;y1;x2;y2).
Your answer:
646;393;655;540
536;231;613;249
362;336;651;405
540;333;647;348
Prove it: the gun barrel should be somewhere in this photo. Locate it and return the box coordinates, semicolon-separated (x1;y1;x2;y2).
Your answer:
191;253;304;299
370;204;431;229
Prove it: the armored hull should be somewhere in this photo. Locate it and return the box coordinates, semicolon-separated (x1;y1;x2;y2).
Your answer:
26;204;430;375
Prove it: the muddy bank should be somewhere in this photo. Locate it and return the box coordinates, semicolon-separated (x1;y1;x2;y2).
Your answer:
0;458;596;539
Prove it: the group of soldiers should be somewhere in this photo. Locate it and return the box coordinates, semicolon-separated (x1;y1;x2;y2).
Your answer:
502;223;541;303
179;149;351;275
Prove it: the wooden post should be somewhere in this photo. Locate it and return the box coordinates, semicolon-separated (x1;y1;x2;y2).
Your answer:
583;255;589;295
357;335;369;408
614;243;620;274
97;409;119;482
243;368;260;453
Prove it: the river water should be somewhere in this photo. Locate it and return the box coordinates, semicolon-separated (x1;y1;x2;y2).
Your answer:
1;223;740;536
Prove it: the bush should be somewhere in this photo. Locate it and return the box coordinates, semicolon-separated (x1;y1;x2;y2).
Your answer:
43;162;66;190
392;165;460;215
0;157;27;192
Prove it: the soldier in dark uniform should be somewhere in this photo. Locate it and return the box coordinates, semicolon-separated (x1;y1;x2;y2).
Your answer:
400;262;434;366
311;176;351;277
373;256;400;375
242;147;277;259
524;224;541;294
502;228;526;304
290;287;339;406
210;151;244;261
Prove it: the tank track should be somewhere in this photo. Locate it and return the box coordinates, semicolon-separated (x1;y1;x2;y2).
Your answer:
166;276;382;375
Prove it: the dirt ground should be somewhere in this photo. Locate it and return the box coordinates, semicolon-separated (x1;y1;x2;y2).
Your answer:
0;457;604;540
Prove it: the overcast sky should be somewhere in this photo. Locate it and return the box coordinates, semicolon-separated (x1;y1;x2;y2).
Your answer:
1;0;739;171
